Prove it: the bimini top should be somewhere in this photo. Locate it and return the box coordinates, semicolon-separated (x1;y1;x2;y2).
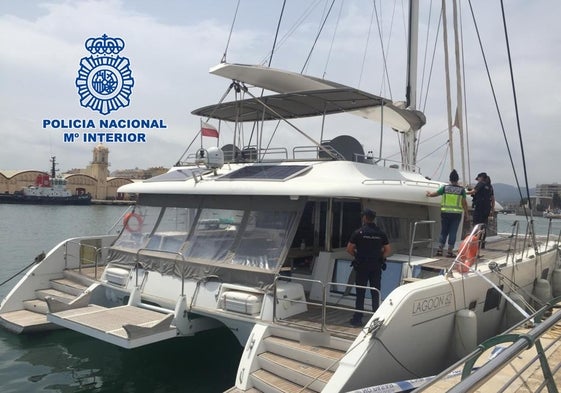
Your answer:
196;62;426;132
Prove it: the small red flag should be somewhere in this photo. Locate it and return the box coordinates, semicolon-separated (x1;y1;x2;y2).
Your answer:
201;122;219;138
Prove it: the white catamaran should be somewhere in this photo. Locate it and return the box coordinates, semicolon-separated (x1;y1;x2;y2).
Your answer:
1;2;560;392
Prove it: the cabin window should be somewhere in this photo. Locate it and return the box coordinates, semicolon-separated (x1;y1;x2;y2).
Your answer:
183;208;244;262
145;207;196;253
232;210;297;270
111;196;304;274
331;200;362;248
181;207;299;271
376;216;400;241
113;206;162;249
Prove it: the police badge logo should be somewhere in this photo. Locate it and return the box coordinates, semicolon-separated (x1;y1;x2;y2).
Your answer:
76;34;134;115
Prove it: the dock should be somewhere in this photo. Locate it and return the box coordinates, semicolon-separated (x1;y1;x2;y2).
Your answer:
412;304;561;392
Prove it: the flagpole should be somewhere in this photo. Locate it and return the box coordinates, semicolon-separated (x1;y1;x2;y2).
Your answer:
200;119;203;148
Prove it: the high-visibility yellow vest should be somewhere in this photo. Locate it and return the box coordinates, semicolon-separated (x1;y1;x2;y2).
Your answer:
438;184;465;214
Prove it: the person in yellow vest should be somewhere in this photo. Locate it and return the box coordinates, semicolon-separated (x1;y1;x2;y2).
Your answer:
426;169;469;257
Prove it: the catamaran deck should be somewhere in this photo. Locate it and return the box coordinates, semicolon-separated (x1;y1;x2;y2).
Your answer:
48;304;176;349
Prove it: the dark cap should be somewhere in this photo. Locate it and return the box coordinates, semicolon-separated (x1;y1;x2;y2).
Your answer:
475;172;487;180
361;208;376;220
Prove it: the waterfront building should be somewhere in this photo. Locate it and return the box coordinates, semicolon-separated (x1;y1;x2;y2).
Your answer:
0;145;155;200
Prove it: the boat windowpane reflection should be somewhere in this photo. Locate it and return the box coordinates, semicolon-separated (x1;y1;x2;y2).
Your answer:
145;207;196;253
183;208;244;262
113;206;161;250
232;210;296;270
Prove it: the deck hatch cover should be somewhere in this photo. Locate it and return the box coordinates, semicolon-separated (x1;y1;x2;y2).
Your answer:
216;165;311;181
144;168;209;182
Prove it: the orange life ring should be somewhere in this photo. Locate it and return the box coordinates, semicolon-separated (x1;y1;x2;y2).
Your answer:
123;212;143;233
456;234;479;273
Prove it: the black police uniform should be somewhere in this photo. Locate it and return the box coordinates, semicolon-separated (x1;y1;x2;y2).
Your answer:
472;180;493;247
349;222;389;323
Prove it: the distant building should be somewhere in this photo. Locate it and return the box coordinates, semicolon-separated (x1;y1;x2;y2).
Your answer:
111;166;168;179
0;145;165;200
536;183;561;198
535;183;561;208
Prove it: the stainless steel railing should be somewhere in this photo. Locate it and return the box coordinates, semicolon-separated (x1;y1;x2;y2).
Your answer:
413;297;561;393
272;275;379;336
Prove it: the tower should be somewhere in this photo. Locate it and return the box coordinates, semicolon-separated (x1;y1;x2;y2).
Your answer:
89;143;109;199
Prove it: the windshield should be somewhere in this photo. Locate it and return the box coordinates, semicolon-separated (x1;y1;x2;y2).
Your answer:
112;201;300;273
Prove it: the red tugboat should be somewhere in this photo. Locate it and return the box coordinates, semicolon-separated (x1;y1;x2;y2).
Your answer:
0;157;91;205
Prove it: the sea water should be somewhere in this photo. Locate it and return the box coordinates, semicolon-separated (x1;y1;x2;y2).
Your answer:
0;205;241;393
0;205;560;392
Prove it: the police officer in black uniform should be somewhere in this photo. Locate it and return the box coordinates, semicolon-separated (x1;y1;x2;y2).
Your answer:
346;208;391;327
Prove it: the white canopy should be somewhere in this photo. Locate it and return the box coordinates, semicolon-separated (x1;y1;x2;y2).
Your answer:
209;63;425;132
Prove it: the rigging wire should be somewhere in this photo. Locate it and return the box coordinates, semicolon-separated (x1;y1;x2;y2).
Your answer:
499;0;532;213
267;0;287;68
418;140;449;163
175;83;235;164
430;143;450;181
418;0;434;110
372;0;393;100
420;9;442;113
466;1;527;214
357;2;376;89
260;0;321;65
415;0;437;168
499;0;540;256
323;1;344;79
301;0;336;74
250;1;287;154
220;0;241;63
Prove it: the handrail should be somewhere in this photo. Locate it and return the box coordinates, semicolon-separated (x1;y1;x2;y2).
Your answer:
272;275;377;336
413;298;561;393
506;220;520;264
544;218;561;251
408;220;435;267
63;239;103;278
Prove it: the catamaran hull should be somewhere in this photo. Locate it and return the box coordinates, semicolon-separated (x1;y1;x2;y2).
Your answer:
324;248;559;392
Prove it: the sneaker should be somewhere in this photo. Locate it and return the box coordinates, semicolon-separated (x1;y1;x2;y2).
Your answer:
349;318;363;327
435;249;443;257
446;252;456;258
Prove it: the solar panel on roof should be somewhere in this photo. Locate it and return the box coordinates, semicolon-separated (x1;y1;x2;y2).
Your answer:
217;165;311;181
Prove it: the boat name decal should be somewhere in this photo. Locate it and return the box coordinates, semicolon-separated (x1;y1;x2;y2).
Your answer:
412;292;452;315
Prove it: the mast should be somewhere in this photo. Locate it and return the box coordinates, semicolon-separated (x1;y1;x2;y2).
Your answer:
441;0;455;171
452;0;466;182
404;0;419;170
50;156;56;178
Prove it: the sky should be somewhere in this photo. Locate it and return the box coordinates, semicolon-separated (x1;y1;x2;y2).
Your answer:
0;0;559;187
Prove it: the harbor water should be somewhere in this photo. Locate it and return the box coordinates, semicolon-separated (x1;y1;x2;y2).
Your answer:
0;205;560;392
0;205;242;393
